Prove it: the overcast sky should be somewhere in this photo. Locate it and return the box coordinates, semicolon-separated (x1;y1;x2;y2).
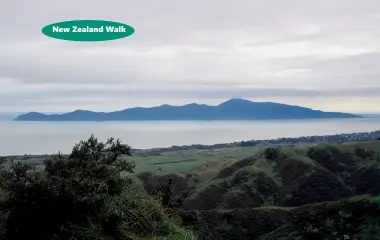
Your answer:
1;0;380;114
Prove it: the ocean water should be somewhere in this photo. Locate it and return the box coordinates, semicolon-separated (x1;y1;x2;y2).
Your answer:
0;118;380;155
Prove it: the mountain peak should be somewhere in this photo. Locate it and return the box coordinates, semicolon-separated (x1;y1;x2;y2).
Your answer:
219;98;253;106
72;109;94;113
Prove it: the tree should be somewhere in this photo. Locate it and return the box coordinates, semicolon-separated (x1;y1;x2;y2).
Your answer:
0;135;136;239
0;135;200;240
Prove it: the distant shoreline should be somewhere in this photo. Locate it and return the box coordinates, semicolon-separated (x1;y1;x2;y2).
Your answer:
134;129;380;155
7;129;380;157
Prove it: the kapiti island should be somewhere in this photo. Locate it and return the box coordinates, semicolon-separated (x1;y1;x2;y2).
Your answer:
14;99;361;121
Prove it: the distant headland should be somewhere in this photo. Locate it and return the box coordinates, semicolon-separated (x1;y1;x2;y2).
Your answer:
14;98;360;121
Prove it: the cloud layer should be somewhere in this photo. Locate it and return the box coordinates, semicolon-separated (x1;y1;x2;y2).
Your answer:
1;0;380;113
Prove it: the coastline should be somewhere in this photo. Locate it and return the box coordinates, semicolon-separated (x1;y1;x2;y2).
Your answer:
133;129;380;155
6;129;380;157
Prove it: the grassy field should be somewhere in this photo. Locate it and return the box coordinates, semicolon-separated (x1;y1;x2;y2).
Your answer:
4;146;262;175
130;140;380;176
129;146;261;175
5;139;379;177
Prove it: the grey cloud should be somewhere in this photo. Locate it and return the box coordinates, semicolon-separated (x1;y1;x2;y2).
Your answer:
297;53;380;72
3;87;380;106
1;0;380;112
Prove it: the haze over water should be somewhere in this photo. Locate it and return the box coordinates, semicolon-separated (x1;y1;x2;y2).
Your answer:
1;118;380;155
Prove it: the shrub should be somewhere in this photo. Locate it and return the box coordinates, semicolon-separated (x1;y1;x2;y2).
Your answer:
0;135;196;240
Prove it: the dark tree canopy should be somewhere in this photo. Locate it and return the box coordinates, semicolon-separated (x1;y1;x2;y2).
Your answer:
0;135;194;240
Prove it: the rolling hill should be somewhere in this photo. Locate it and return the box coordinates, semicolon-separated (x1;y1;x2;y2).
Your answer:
137;140;380;239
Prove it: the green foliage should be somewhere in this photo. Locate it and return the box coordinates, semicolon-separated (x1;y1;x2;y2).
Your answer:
291;199;380;240
353;147;375;160
172;142;380;239
263;147;281;160
0;135;195;240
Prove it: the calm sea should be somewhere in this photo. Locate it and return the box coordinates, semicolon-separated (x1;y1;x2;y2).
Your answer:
0;118;380;155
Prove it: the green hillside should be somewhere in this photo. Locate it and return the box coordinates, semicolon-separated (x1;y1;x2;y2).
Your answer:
138;140;380;239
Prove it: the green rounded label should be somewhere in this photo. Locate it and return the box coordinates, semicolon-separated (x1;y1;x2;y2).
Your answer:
41;20;135;41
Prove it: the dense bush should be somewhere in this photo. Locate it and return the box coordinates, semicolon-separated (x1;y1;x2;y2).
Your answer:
263;148;281;161
354;147;375;160
0;135;196;240
306;146;354;173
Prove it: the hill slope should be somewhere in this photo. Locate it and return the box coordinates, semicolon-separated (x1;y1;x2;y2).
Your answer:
14;98;360;121
180;142;380;210
137;140;380;239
